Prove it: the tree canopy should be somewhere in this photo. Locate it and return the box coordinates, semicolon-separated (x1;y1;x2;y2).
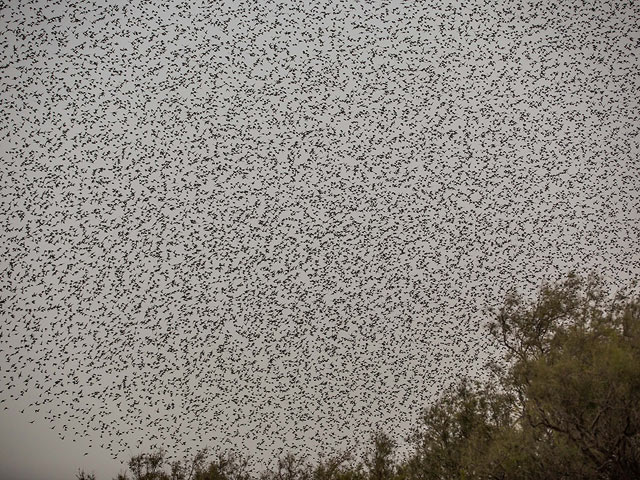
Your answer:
76;272;640;480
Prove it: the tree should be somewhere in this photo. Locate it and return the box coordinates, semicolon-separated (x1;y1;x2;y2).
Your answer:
144;450;166;479
76;469;97;480
125;450;171;480
187;448;210;480
195;450;253;480
487;272;640;479
403;272;640;480
74;271;640;480
129;454;146;480
406;379;515;480
363;431;396;480
313;447;361;480
169;459;185;480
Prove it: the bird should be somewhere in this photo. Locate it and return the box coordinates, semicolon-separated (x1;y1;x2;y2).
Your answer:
0;0;639;474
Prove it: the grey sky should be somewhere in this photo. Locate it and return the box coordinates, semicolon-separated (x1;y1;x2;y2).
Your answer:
1;0;640;479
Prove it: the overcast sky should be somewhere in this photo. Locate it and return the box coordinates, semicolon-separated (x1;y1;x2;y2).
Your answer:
1;0;639;479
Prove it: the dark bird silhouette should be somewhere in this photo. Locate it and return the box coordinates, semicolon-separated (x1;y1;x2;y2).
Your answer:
0;0;638;469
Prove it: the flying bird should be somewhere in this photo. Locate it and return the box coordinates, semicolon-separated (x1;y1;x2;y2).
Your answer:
0;0;638;471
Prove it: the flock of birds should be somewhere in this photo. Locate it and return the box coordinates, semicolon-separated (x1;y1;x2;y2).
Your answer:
1;0;639;471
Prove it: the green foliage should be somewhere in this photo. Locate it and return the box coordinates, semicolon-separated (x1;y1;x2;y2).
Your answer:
78;272;639;480
313;448;359;480
405;272;640;479
77;469;97;480
406;379;515;480
364;431;396;480
493;273;640;478
126;450;170;480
